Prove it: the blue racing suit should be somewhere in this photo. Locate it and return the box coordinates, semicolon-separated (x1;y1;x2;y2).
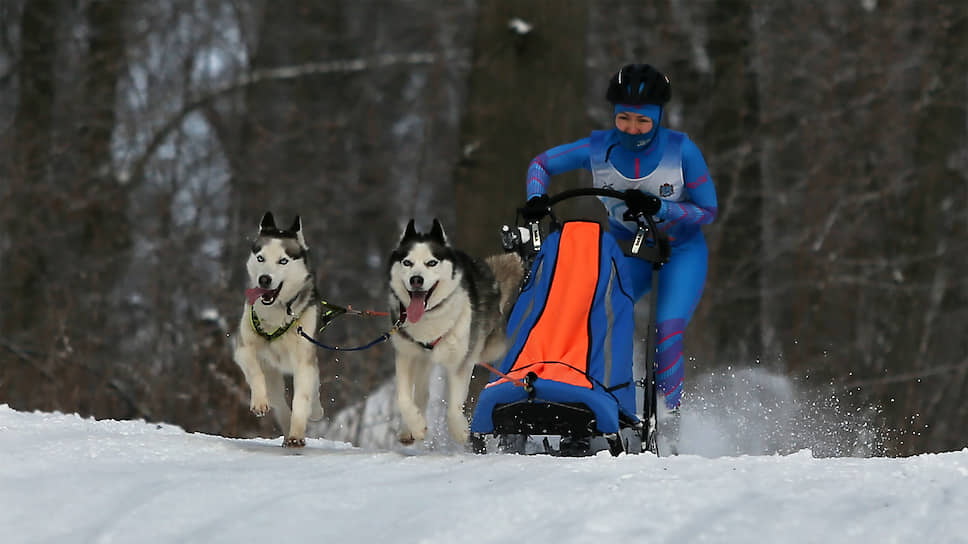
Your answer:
525;126;718;409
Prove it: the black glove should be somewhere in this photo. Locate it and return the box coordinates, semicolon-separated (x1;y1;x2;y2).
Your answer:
622;189;661;221
520;194;550;222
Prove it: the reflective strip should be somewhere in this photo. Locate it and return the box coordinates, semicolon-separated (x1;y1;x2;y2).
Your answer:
507;258;543;345
602;260;615;387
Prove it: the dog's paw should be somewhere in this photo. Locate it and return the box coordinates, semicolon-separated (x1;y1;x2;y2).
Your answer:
283;436;306;448
250;398;270;417
398;427;427;445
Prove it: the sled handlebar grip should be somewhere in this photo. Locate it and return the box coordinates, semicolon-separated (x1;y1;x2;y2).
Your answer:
539;188;670;265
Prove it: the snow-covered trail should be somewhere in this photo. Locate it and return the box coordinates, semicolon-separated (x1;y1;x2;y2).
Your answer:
2;405;967;544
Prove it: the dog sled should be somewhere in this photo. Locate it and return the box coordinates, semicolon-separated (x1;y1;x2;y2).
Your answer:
470;188;670;457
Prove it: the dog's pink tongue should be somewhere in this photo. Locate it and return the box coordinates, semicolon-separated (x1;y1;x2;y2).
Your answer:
245;288;271;305
406;292;427;323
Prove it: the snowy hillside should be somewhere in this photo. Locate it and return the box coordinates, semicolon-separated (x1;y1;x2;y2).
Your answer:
2;404;967;544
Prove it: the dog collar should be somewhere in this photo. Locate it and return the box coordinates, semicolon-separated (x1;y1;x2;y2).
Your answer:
396;304;443;349
404;332;441;350
249;306;299;341
399;328;442;350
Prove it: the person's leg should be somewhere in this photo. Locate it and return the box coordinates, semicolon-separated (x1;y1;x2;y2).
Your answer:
653;235;708;410
623;235;707;454
622;251;654;301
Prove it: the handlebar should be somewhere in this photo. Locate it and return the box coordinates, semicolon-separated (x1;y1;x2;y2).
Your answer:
545;187;632;206
508;188;670;266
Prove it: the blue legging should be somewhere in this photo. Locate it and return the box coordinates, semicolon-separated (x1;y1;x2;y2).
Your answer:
624;233;708;409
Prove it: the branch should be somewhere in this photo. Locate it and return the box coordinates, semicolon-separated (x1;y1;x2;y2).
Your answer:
840;358;968;389
108;378;154;419
124;50;470;186
0;338;55;382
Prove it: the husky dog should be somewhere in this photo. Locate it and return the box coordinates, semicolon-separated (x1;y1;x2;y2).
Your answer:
388;219;524;446
233;212;324;447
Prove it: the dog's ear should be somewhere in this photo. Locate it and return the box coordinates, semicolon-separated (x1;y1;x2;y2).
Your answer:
430;218;447;244
260;212;276;234
289;215;308;249
401;219;418;242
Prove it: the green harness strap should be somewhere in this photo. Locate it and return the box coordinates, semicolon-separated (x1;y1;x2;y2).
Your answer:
249;300;348;342
249;305;299;341
318;300;348;331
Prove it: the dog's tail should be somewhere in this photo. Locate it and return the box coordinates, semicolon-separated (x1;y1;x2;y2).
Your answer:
485;253;526;317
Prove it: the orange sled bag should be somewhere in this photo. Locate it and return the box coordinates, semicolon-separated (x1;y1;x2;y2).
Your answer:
470;221;640;440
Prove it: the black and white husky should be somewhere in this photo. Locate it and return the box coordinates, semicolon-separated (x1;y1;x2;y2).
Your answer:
388;219;524;446
233;212;324;447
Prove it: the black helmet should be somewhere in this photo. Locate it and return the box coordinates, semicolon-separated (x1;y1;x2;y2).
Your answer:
605;64;671;105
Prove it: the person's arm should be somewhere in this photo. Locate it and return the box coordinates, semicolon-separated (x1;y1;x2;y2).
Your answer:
657;137;718;225
526;137;592;199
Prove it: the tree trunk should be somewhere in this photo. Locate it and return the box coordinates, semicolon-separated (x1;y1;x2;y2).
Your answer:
690;0;763;371
454;1;590;255
4;0;58;333
899;3;968;454
455;1;590;415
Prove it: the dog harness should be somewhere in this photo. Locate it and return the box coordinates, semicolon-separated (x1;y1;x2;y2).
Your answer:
401;331;441;350
249;306;299;341
396;304;444;350
247;287;317;341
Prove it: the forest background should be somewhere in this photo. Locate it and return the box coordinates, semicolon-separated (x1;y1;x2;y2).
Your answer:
1;1;965;456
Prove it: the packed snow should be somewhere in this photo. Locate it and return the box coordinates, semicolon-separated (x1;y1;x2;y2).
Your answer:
2;399;967;544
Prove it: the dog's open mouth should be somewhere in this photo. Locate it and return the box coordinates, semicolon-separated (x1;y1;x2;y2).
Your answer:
244;283;283;306
405;283;436;323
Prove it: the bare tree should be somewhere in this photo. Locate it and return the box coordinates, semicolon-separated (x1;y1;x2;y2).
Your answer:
1;0;132;417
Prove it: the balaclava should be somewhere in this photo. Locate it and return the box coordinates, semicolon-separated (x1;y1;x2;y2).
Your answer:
614;103;662;151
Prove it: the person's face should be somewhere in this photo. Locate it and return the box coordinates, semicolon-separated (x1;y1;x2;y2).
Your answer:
615;112;654;135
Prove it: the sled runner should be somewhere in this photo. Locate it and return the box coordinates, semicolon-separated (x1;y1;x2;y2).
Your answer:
470;188;670;457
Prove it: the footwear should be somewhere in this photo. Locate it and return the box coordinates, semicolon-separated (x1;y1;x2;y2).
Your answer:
658;407;680;455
